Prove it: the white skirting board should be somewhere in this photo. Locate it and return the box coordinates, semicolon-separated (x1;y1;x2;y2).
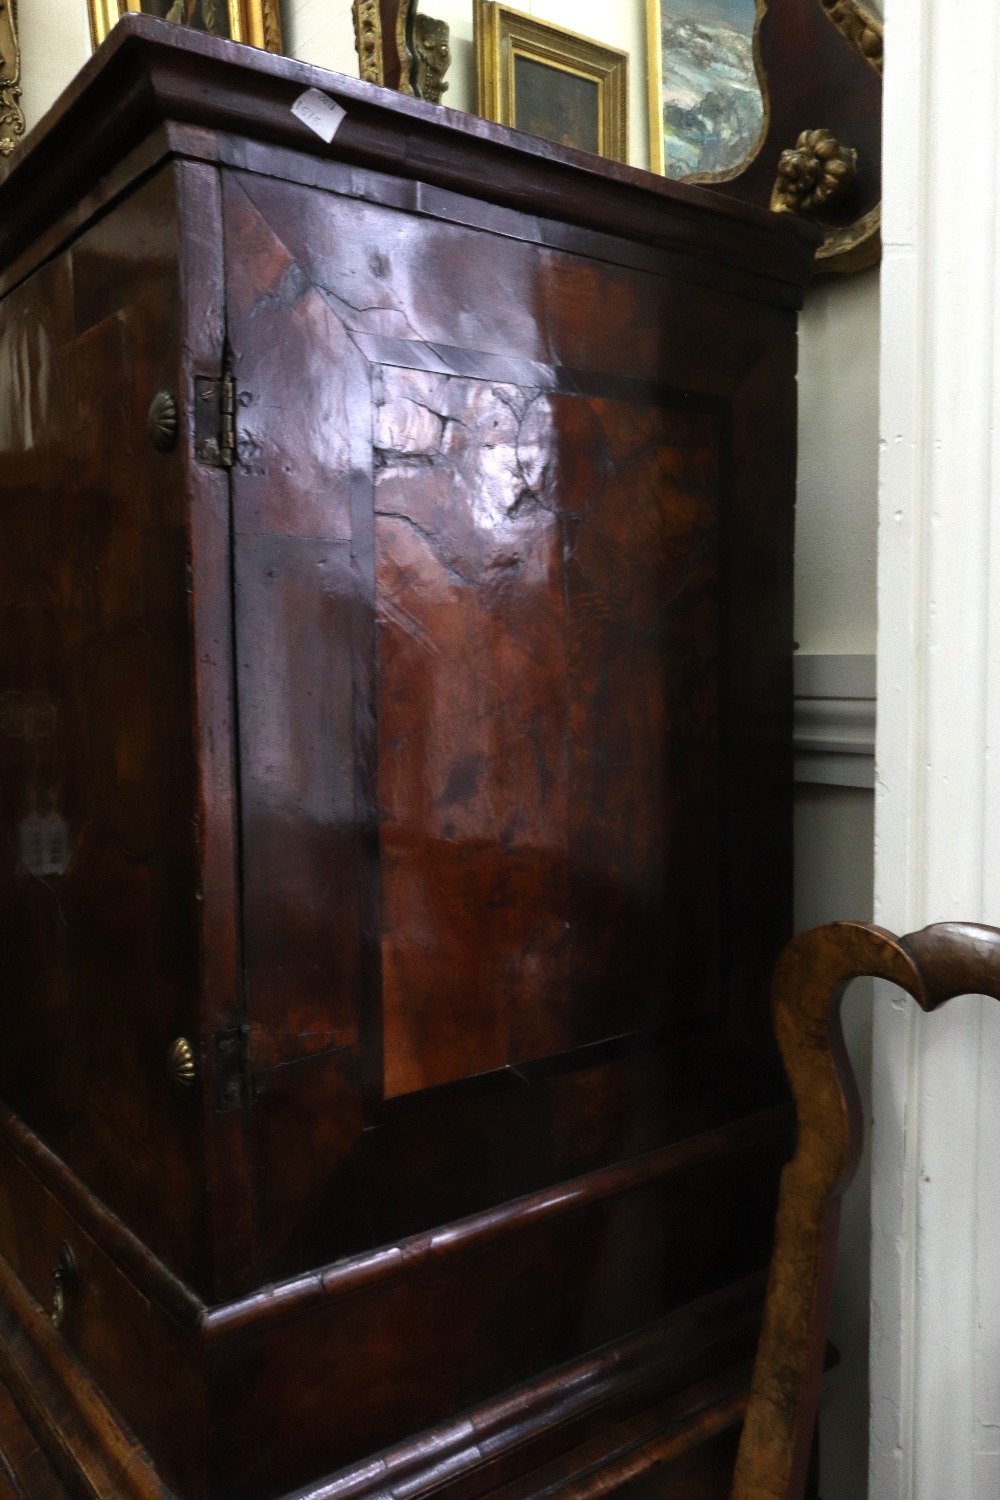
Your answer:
793;653;875;790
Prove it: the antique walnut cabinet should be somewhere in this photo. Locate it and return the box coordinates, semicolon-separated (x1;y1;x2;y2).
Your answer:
0;19;816;1499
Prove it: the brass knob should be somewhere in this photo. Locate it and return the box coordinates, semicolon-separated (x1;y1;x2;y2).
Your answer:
50;1241;77;1330
167;1037;197;1090
148;391;179;452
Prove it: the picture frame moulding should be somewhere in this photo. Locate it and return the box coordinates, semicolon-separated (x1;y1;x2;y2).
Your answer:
88;0;283;54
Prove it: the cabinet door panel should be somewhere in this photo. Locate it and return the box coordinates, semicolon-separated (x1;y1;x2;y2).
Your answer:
223;168;784;1286
373;366;721;1098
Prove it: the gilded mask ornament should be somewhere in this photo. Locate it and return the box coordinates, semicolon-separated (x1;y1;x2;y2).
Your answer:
413;14;451;105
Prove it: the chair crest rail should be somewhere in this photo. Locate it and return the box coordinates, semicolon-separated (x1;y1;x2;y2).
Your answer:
733;919;1000;1500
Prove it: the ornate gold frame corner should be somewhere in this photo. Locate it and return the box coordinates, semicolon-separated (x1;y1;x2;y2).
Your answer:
811;0;882;273
474;0;629;166
818;0;882;75
813;202;881;274
0;0;25;158
88;0;283;54
352;0;385;88
351;0;416;95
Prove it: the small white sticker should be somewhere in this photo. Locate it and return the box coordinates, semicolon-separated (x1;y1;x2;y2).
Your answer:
291;88;347;145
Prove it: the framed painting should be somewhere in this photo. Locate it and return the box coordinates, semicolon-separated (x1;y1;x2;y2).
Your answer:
646;0;766;181
475;1;629;166
88;0;283;52
0;0;24;157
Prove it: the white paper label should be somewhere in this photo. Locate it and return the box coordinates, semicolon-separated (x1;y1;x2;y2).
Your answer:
18;812;72;878
291;88;347;145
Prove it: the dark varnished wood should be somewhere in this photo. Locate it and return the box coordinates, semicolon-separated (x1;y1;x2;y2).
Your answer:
277;1276;766;1500
0;18;813;1500
0;164;209;1290
0;1252;172;1500
734;921;1000;1500
0;1087;788;1497
217;147;799;1280
0;1124;206;1496
0;1380;69;1500
0;17;817;306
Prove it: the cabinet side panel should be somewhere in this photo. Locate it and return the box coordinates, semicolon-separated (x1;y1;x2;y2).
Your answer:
0;167;209;1288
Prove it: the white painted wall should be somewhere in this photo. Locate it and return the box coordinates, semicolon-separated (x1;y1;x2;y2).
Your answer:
18;1;91;135
872;0;1000;1495
283;0;358;80
796;272;879;657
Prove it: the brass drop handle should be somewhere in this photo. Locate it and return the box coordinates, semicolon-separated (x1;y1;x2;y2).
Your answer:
50;1241;77;1330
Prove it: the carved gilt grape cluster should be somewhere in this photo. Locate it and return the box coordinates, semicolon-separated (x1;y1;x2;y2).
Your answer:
771;128;858;217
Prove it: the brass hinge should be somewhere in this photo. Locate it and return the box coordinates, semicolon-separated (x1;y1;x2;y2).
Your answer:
195;370;237;469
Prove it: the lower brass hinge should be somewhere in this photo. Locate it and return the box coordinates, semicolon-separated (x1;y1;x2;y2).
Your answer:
195;370;237;469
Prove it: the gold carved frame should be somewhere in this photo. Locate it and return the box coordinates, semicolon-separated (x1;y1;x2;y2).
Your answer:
88;0;283;53
0;0;24;156
475;1;629;166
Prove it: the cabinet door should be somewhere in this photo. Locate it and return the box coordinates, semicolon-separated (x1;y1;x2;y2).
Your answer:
222;168;792;1284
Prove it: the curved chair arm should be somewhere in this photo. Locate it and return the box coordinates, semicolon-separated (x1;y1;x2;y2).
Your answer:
731;920;1000;1500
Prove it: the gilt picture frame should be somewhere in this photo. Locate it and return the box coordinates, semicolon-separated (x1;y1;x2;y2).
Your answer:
0;0;24;158
88;0;283;53
646;0;767;182
474;1;628;166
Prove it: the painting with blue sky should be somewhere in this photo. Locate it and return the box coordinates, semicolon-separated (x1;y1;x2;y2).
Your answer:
657;0;764;178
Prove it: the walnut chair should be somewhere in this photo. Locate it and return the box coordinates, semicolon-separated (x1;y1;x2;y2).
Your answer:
731;920;1000;1500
